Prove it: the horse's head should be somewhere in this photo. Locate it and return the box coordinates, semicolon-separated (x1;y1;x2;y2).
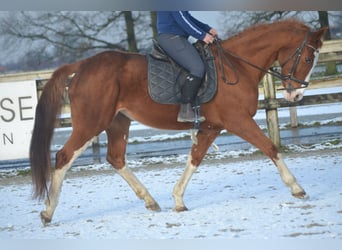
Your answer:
277;27;327;102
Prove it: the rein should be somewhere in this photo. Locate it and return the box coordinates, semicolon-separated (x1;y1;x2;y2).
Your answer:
214;31;316;90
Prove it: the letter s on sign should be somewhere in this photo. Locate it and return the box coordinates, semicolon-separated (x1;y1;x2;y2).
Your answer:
0;98;15;122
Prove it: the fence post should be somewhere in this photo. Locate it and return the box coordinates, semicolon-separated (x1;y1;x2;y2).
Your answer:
263;74;281;147
289;106;298;128
92;136;101;164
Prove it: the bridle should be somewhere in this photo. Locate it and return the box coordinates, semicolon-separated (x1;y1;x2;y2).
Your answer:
214;31;319;91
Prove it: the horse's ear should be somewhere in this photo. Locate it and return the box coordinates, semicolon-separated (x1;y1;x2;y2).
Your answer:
312;27;329;42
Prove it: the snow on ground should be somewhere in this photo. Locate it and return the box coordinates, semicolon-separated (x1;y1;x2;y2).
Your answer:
0;147;341;239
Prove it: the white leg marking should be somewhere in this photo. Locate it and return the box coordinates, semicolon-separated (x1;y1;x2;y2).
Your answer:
274;153;306;197
117;166;160;211
42;139;92;223
173;154;197;211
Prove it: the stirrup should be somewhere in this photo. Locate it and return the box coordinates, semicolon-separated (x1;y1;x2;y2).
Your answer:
177;103;205;123
192;105;205;129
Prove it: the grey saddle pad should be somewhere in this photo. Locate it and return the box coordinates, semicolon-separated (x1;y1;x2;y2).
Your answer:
147;41;218;105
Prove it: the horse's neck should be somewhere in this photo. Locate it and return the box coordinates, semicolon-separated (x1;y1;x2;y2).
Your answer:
223;26;291;70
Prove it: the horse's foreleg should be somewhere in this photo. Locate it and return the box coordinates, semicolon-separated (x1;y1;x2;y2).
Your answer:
227;117;306;198
40;138;93;225
106;113;160;211
273;153;306;198
173;129;220;212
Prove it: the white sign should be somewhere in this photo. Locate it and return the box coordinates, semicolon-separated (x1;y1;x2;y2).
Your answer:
0;80;38;160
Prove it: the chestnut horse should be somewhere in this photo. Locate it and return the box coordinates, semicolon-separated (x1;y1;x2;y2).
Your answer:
30;20;326;224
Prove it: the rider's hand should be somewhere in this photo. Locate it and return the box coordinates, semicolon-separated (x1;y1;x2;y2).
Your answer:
209;28;218;37
203;33;215;44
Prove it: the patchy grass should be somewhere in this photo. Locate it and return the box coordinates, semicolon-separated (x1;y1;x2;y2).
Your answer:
283;120;342;129
281;139;341;153
16;169;31;176
251;149;264;156
324;139;340;146
280;116;342;130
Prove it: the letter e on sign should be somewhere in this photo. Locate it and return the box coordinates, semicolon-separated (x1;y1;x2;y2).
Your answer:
0;80;38;161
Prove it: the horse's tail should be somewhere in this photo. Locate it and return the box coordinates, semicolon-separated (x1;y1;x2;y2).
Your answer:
30;61;81;200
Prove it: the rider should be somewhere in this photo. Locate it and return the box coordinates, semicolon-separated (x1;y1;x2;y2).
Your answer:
157;11;218;122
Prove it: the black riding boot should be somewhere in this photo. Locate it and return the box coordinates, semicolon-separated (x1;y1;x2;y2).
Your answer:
177;74;205;123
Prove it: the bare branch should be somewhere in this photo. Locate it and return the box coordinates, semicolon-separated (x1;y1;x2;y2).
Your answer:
0;11;153;71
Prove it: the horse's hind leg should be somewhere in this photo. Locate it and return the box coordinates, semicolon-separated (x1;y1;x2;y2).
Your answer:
40;133;94;225
106;113;161;211
173;129;220;212
226;117;306;198
116;167;161;211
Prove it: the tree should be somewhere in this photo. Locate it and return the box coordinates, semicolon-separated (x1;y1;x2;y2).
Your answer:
329;11;342;39
219;11;341;77
318;11;337;75
318;11;331;40
218;11;339;39
0;11;154;71
150;11;157;40
123;11;138;52
218;11;301;38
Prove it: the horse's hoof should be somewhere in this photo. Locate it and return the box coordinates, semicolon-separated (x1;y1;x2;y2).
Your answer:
146;203;161;212
40;211;52;226
292;191;309;200
173;206;188;212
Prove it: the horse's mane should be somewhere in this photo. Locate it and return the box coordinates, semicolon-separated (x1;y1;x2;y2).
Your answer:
225;19;310;43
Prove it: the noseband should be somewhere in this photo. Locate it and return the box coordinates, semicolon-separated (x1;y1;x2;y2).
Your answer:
215;31;319;91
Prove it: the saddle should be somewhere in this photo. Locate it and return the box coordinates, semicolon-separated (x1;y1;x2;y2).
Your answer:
147;40;218;105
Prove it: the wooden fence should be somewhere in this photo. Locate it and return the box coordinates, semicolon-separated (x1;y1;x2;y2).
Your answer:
1;40;341;151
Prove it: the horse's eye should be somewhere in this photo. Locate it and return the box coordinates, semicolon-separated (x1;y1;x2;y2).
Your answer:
305;58;313;64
